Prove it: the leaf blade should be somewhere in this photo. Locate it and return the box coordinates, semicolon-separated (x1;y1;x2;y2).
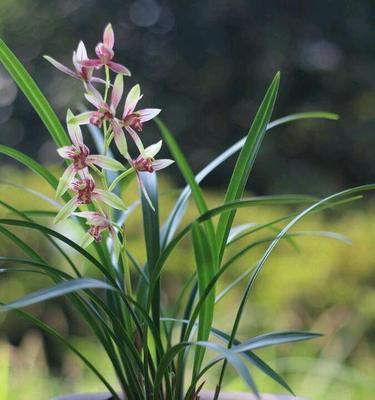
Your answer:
0;278;114;310
216;72;280;261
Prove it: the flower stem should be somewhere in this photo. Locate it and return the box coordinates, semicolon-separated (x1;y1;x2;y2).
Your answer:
108;168;135;192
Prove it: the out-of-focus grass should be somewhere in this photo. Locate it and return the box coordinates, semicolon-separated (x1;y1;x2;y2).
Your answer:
0;166;374;399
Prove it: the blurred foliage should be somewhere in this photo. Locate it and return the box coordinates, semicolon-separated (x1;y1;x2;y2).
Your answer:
0;167;374;399
0;0;374;194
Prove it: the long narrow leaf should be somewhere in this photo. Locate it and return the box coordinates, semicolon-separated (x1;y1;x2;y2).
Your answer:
0;278;114;310
216;72;280;261
160;111;338;248
231;331;322;352
191;223;216;377
155;118;217;258
5;306;120;399
0;145;58;189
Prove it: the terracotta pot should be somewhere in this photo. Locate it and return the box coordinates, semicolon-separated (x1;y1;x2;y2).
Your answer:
53;391;306;400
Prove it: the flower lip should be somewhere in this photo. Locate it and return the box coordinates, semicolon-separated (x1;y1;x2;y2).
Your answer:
123;113;143;132
95;43;114;63
71;178;96;204
133;156;154;172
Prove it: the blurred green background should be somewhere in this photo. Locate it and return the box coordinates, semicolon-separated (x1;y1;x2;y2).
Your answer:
0;0;374;399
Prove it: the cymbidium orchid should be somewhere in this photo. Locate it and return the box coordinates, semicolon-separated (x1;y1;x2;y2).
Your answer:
120;84;161;154
56;110;125;198
75;211;121;259
131;140;174;173
79;23;131;76
48;24;171;244
130;140;174;207
2;22;350;400
54;173;126;224
69;75;129;156
44;41;105;92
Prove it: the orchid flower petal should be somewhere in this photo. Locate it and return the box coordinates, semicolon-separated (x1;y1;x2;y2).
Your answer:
54;196;78;224
124;84;142;117
43;55;79;79
112;120;128;156
108;61;131;76
90;77;108;85
152;159;175;171
74;211;108;226
80;59;104;69
126;126;145;155
103;23;115;49
78;167;91;180
111;74;124;112
85;93;103;109
57;146;74;159
144;140;162;158
68;111;93;126
87;154;125;171
138;108;161;123
76;41;88;61
66;110;84;145
79;232;95;248
55;164;76;198
94;189;127;210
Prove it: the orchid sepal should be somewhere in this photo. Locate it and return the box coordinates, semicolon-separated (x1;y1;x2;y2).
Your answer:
94;189;127;210
54;197;78;224
87;155;125;171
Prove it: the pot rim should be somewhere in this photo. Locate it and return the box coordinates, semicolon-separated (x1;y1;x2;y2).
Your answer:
52;391;306;400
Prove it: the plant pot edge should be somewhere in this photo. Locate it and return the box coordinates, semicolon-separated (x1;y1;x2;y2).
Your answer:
52;391;307;400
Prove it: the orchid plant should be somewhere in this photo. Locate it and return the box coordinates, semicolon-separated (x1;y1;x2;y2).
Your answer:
0;23;373;400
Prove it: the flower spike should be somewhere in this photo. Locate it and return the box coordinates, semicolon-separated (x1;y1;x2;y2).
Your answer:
56;110;125;198
54;173;126;224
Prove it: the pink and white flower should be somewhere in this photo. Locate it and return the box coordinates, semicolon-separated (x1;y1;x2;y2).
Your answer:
54;173;126;224
75;211;122;260
44;41;106;91
69;75;129;157
79;24;131;76
56;110;125;198
129;141;173;209
116;84;161;155
131;140;174;173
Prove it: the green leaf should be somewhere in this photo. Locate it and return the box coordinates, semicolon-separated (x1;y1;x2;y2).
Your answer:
0;218;116;285
0;278;115;310
232;331;323;352
0;39;69;147
0;179;60;208
139;172;160;318
162;317;294;396
217;184;375;394
0;145;58;190
160;111;338;248
191;223;216;377
153;341;259;399
155;118;217;258
216;72;280;262
5;307;120;399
